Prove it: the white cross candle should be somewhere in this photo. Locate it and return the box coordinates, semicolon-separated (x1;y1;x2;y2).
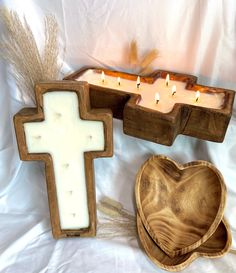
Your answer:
24;91;105;230
76;69;225;113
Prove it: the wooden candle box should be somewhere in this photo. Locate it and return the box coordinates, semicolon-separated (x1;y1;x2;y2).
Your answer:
14;81;113;239
65;68;235;146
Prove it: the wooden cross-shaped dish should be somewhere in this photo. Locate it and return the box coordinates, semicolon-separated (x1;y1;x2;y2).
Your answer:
14;81;113;239
65;67;235;146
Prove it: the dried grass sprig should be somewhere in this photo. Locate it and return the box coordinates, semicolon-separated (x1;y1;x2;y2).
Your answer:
0;9;61;104
97;196;137;239
129;40;138;67
42;15;59;80
140;48;159;75
128;40;159;76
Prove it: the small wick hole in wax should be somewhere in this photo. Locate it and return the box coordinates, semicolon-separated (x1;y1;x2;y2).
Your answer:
88;135;93;140
34;135;42;139
63;163;70;168
55;112;62;119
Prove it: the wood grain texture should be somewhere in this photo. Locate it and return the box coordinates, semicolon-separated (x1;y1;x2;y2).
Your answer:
14;81;113;239
64;67;235;146
137;214;231;272
135;155;226;257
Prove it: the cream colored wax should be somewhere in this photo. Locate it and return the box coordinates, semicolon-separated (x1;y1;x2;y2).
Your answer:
76;69;224;113
24;92;105;229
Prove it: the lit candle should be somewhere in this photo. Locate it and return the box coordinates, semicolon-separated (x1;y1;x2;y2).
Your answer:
137;76;141;89
171;85;177;96
165;74;170;87
76;69;225;114
155;92;160;104
117;76;121;86
23;91;106;230
101;71;105;83
195;91;200;102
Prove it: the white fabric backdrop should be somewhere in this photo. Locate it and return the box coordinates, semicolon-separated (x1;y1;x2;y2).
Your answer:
0;0;236;272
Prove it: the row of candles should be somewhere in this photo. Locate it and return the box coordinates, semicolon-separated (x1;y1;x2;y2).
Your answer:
101;71;200;104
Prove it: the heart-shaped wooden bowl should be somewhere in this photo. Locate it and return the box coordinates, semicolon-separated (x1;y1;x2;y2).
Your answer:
135;155;226;257
137;214;231;271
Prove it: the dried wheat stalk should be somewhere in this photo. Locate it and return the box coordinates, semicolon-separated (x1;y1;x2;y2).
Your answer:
0;9;60;104
97;196;137;239
129;40;138;67
128;40;159;76
140;48;159;75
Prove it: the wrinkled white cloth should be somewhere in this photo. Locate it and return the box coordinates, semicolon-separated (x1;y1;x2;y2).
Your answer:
0;0;236;272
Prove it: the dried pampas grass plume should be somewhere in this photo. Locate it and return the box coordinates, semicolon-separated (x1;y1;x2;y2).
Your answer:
129;40;138;67
128;40;159;76
140;48;159;74
0;9;61;104
97;196;137;239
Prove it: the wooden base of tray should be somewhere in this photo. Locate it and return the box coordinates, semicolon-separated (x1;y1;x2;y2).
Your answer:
137;214;231;272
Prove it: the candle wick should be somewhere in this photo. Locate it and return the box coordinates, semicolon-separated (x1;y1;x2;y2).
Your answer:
55;112;62;119
165;74;170;87
101;71;105;83
63;163;70;168
136;76;141;89
172;91;176;97
117;77;121;86
195;91;200;102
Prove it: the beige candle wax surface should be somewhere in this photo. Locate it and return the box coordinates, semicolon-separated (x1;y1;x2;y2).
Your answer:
76;69;224;113
24;92;105;230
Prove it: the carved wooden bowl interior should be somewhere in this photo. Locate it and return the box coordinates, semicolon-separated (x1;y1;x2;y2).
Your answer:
135;155;226;258
137;214;231;272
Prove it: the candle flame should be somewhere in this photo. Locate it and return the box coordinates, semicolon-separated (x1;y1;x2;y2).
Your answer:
117;76;121;86
165;74;170;87
155;92;160;104
195;91;200;102
137;76;140;89
101;71;105;83
172;85;176;96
